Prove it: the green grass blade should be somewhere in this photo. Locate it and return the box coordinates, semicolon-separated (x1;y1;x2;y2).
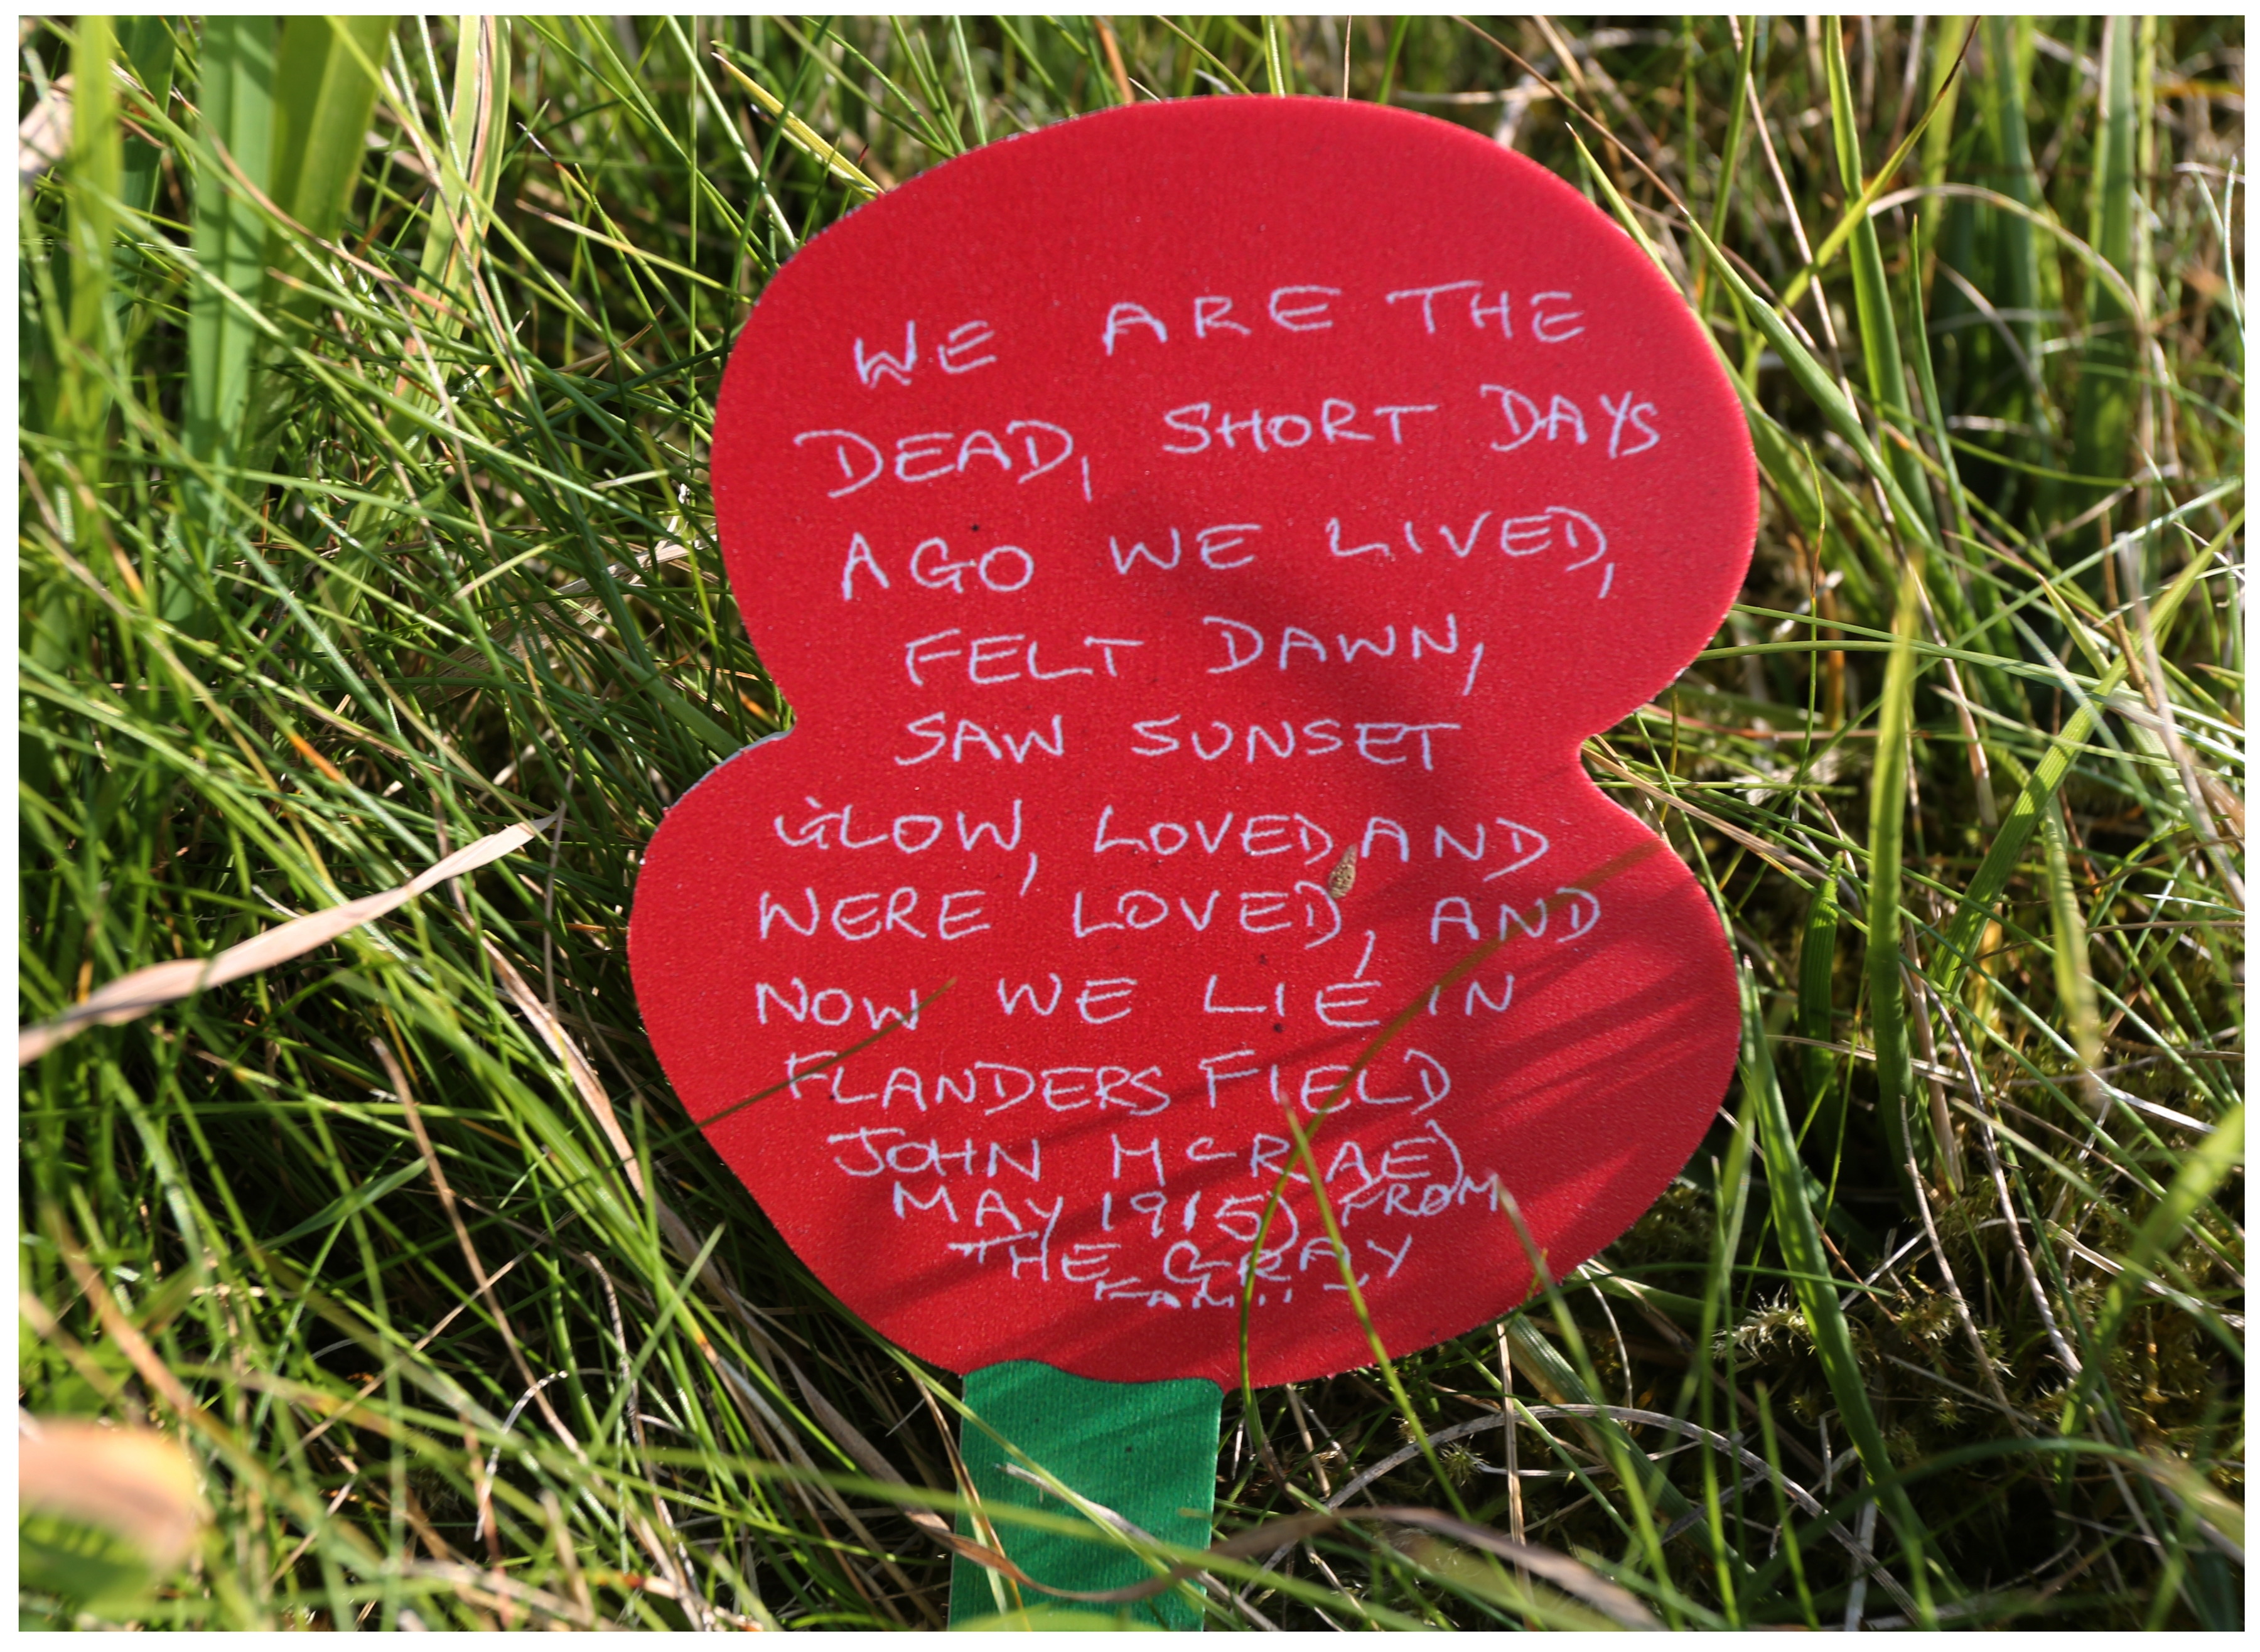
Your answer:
326;18;514;608
262;16;395;321
1741;962;1937;1624
1566;127;1839;564
947;17;991;147
1690;1098;1756;1624
1796;859;1843;1149
1693;14;1760;327
1262;16;1291;95
1904;222;1979;569
1824;18;1938;541
709;41;881;201
234;15;393;481
1864;549;1926;1198
1935;510;2233;992
116;16;179;222
1780;30;1966;320
61;14;120;470
2035;802;2107;1110
887;16;964;154
1708;16;1760;255
1501;1320;1707;1567
2061;1104;2245;1437
261;1156;430;1248
1916;18;1972;255
2192;168;2241;375
183;17;274;475
418;15;512;316
2068;16;2142;511
1681;213;1939;559
1979;19;2045;400
1374;15;1411;104
2133;16;2160;336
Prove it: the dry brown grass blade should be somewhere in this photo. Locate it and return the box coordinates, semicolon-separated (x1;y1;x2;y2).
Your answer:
18;810;560;1065
479;940;711;1276
18;71;71;184
18;1415;208;1570
1585;740;1822;877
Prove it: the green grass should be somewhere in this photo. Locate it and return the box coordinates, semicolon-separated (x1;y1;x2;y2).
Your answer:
18;15;2243;1630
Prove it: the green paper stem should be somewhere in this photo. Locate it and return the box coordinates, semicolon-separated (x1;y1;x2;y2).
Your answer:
949;1361;1221;1631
